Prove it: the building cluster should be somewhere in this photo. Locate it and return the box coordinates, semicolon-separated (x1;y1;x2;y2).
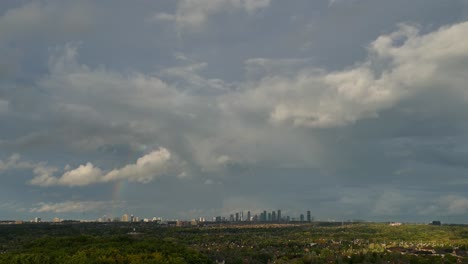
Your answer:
94;214;163;223
26;210;315;224
215;210;314;223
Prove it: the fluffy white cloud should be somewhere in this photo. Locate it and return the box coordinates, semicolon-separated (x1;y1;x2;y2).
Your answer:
30;148;173;187
103;148;171;183
222;22;468;128
30;200;118;213
155;0;270;30
58;163;103;187
0;149;173;187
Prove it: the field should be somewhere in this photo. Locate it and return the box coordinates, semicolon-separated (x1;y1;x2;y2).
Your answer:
1;222;468;263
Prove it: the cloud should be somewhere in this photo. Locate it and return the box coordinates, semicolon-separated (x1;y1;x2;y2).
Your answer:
0;201;26;213
34;43;186;151
103;148;171;183
58;163;103;187
150;12;176;23
371;190;412;216
445;195;468;215
30;148;173;187
43;43;179;108
0;154;37;171
155;0;271;30
0;154;61;187
0;1;93;43
0;99;8;113
419;195;468;216
222;22;468;128
30;201;119;213
29;165;59;187
161;62;232;94
13;21;468;176
327;0;358;7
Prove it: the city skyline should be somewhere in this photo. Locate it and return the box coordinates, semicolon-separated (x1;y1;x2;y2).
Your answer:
4;208;316;223
1;1;468;223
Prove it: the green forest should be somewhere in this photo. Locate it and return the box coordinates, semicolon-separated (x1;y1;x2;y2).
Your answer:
1;222;468;263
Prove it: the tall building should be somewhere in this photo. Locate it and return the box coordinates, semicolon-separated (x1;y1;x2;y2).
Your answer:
130;214;135;222
235;212;239;222
247;211;251;221
300;214;305;222
263;210;267;222
230;214;234;222
277;210;281;222
272;211;276;222
122;214;129;222
267;212;272;222
307;211;311;222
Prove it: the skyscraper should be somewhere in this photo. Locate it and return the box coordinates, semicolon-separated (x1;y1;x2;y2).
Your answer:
277;210;281;222
247;211;251;221
300;214;305;222
235;212;239;222
272;211;276;222
307;211;311;222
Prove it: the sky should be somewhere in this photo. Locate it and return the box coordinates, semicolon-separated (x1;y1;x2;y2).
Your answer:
1;0;468;223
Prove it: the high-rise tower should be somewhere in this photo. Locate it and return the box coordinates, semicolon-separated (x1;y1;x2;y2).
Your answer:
122;214;129;222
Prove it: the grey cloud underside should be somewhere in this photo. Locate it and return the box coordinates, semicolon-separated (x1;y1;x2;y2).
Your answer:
1;0;468;221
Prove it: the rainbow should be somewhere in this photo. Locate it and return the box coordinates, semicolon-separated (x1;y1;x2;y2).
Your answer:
109;147;147;218
110;180;127;219
112;180;126;202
